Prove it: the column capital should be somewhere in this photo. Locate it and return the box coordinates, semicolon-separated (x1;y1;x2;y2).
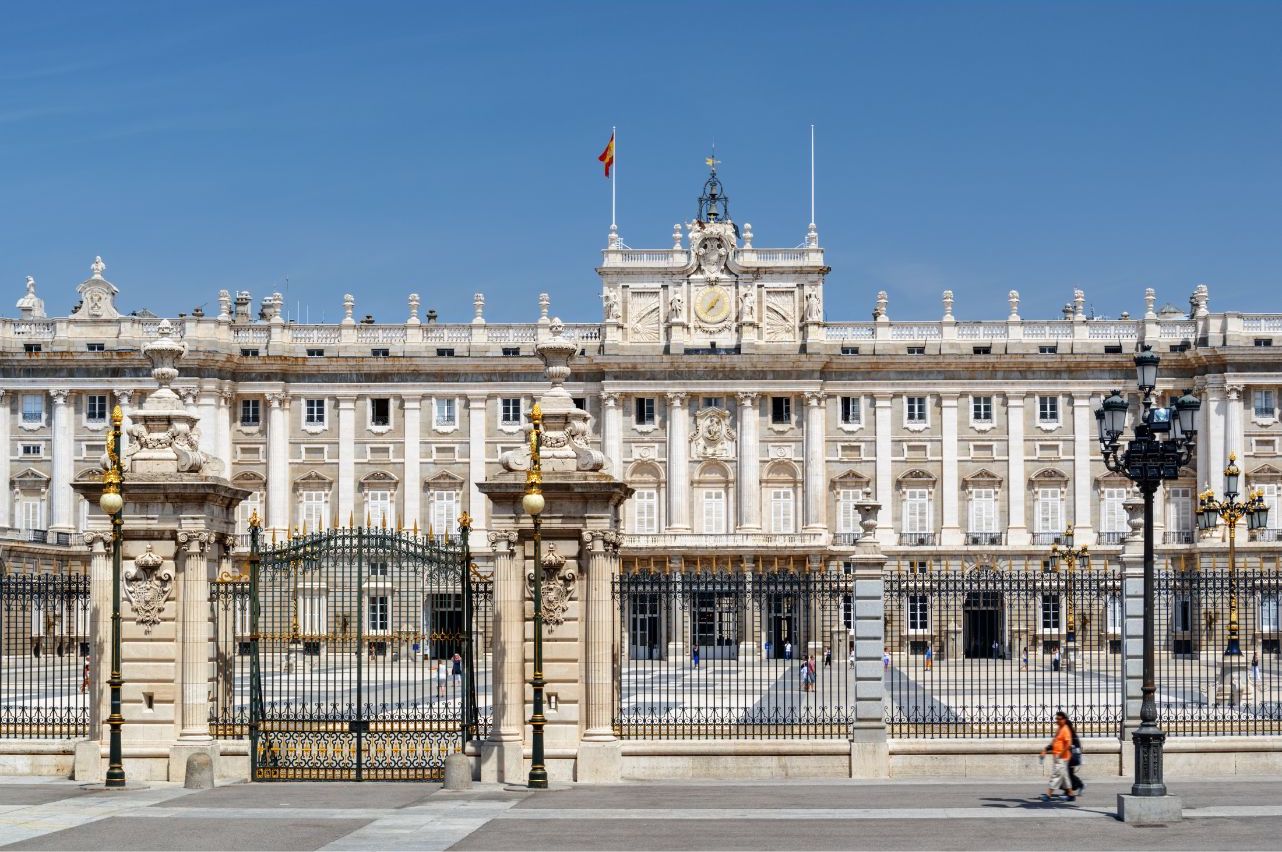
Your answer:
467;393;488;408
176;530;215;553
581;529;622;554
1005;392;1027;407
49;388;71;405
601;392;621;407
873;393;894;405
1226;383;1244;400
266;392;291;408
401;394;423;410
218;389;234;406
83;531;111;550
804;391;826;407
939;393;960;407
487;529;519;554
736;390;759;405
114;389;136;405
335;395;357;409
666;391;688;407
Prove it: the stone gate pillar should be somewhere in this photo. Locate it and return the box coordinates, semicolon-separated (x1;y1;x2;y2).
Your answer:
73;320;248;782
478;319;631;784
480;530;525;783
849;496;890;778
1119;490;1146;778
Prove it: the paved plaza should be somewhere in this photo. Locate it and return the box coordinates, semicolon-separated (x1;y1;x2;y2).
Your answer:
1;776;1282;850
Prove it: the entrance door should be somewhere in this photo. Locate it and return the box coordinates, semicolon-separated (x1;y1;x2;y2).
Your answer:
767;593;796;658
629;593;662;660
963;591;1004;658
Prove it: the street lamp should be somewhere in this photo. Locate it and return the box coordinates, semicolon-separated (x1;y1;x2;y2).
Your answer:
1049;524;1090;662
521;403;548;789
1196;456;1269;669
97;405;126;788
1095;345;1199;799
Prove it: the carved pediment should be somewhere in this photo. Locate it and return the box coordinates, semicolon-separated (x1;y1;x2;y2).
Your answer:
897;468;937;484
293;469;333;486
12;467;50;489
830;468;870;491
690;406;736;460
425;470;465;488
231;470;266;486
70;258;121;320
1250;463;1282;481
1029;467;1069;484
360;470;399;486
962;467;1003;486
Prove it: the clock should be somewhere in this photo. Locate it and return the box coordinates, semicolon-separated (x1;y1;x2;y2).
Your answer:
694;285;732;324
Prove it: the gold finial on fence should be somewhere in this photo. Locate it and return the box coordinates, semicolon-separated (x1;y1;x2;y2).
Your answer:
249;510;260;529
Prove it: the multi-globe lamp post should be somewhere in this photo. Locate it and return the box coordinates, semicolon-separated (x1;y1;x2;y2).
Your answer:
1196;455;1269;685
97;405;127;788
520;403;548;789
1049;524;1090;667
1095;344;1200;799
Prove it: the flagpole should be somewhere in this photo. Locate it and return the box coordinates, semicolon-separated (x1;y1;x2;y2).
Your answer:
809;124;815;227
611;125;617;228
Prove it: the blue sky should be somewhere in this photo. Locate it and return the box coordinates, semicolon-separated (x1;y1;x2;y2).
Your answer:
2;2;1280;323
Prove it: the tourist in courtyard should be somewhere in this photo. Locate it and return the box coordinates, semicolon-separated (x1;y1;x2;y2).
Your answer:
1039;711;1077;802
924;644;933;670
692;646;700;669
1020;647;1029;672
1251;651;1262;688
882;647;891;671
1051;647;1062;672
80;658;90;695
784;640;793;660
436;659;448;698
823;647;832;667
801;655;816;692
451;651;463;682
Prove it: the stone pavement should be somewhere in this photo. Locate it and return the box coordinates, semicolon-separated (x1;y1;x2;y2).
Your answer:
2;775;1282;850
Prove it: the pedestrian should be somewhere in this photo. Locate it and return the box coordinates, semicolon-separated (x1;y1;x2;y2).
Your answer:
80;658;90;695
882;647;891;671
763;639;772;658
823;647;832;667
785;640;793;661
692;646;700;669
452;652;463;683
1066;716;1085;796
1020;647;1029;672
436;660;448;698
1039;711;1077;802
801;655;816;692
924;645;933;671
1051;647;1061;672
1251;651;1261;688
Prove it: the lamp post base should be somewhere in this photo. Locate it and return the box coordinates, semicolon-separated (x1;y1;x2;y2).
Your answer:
1117;794;1183;825
1130;726;1167;798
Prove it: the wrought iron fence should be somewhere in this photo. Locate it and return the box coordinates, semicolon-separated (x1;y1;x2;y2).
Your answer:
614;558;855;739
884;558;1123;737
210;572;251;738
1156;554;1282;736
0;573;90;738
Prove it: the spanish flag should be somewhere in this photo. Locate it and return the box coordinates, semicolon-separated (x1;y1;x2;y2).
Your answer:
598;132;615;178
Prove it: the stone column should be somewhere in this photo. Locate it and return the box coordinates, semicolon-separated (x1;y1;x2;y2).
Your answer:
1119;491;1146;779
601;393;623;479
85;532;111;735
1194;379;1209;495
49;389;73;533
940;394;962;546
803;392;827;532
176;531;215;742
666;392;690;531
874;394;894;545
1205;383;1226;494
266;393;290;536
217;390;233;469
337;395;356;526
582;530;621;742
0;391;9;528
468;395;488;531
737;392;761;530
403;396;423;529
196;389;219;458
849;498;889;778
1006;393;1029;545
1072;394;1095;543
1226;384;1245;471
480;529;523;784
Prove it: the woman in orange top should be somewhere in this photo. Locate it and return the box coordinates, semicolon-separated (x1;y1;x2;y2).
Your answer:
1039;711;1076;802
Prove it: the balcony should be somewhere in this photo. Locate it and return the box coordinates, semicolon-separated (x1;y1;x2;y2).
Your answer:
620;532;828;551
898;533;937;547
832;532;863;546
965;532;1005;546
1163;531;1195;545
17;529;74;546
1031;532;1066;546
1251;529;1281;543
1097;531;1129;545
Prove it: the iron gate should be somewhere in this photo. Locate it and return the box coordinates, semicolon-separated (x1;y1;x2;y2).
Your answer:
248;517;489;781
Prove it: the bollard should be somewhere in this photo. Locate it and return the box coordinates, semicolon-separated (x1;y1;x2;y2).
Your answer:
184;752;215;790
443;752;472;790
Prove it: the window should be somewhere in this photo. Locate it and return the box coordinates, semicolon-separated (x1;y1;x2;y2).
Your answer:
501;346;521;356
240;348;260;357
906;396;927;424
1104;344;1123;354
370;348;390;357
299;590;327;636
907;594;930;632
1035;487;1063;534
903;488;932;534
972;345;991;355
840;346;860;356
24;343;41;353
769;489;795;534
701;491;726;534
434;398;456;427
770;396;791;425
240;399;261;426
908;560;929;575
1038;395;1060;424
906;345;925;355
1258;483;1279;530
1255;390;1277;420
1173;593;1194;633
634;489;658;534
1038;345;1058;355
634;397;655;426
368;560;389;577
837;489;861;533
21;394;43;424
500;398;522;426
1041;594;1061;631
306;348;325;357
968;488;998;533
85;395;108;422
430;490;459;536
86;343;105;352
20;499;44;532
299;490;329;532
20;444;42;457
436;348;455;357
366;490;392;528
701;397;724;410
1256;339;1274;348
972;396;993;423
840;396;861;425
1100;487;1128;534
236;492;263;539
367;596;390;633
1167;487;1193;533
573;397;587;411
305;399;326;426
1262;594;1280;633
369;398;390;427
1106;594;1123;635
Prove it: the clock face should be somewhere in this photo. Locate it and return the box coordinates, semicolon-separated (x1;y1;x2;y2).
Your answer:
695;285;732;324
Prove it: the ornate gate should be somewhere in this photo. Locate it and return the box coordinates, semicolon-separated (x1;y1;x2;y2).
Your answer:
248;517;490;781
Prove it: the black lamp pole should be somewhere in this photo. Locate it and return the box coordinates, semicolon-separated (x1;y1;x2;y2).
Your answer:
1096;345;1200;798
99;405;127;788
522;404;548;789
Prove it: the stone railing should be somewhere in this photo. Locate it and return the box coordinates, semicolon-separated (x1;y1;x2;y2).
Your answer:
620;532;828;550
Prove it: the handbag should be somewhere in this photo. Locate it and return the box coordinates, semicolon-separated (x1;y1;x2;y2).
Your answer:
1069;744;1082;767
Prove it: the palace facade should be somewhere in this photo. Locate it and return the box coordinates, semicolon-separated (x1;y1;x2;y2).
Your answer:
3;172;1282;588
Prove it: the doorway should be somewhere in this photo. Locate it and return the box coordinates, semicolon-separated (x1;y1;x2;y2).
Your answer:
963;590;1004;658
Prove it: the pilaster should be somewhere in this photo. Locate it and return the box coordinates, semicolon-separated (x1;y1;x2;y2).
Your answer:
0;391;9;528
940;394;962;545
1006;393;1029;545
265;392;290;536
736;392;761;530
468;395;488;531
336;395;356;526
601;393;622;479
1072;394;1095;543
666;392;690;531
803;392;827;532
873;394;894;545
480;529;524;784
49;389;73;533
402;395;422;529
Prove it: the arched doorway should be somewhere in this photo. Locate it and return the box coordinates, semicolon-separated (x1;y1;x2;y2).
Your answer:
963;590;1004;659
